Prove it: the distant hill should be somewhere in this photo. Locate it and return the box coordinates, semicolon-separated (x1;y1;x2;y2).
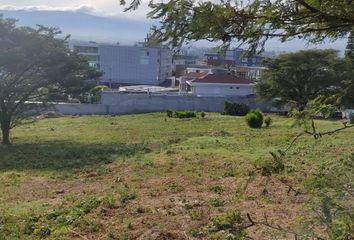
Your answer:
0;10;151;44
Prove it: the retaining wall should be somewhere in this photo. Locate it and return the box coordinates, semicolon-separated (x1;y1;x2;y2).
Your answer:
53;93;269;115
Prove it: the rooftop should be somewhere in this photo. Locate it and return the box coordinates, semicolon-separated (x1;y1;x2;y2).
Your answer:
192;74;254;84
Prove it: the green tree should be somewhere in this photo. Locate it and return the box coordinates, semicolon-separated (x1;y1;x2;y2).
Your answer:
122;0;354;53
256;49;352;111
0;16;100;145
345;30;354;66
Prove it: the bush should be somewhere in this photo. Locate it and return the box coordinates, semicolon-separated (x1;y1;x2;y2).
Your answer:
264;116;272;127
166;109;174;118
223;101;250;116
245;109;264;128
174;111;197;119
201;112;206;118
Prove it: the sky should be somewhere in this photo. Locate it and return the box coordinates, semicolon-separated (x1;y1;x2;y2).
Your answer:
0;0;347;53
0;0;150;19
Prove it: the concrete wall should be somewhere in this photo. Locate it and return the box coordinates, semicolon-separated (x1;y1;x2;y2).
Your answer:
192;84;254;96
53;93;268;116
55;104;108;115
101;92;267;115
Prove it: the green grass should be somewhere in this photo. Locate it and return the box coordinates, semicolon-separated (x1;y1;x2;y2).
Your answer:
0;113;353;239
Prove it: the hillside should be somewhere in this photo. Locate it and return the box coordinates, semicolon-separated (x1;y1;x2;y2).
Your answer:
0;113;353;239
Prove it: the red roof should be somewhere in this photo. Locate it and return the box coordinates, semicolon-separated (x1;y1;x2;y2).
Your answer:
184;72;208;80
192;74;253;84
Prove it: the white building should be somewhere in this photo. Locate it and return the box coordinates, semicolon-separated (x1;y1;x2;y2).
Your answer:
70;42;173;86
182;69;255;97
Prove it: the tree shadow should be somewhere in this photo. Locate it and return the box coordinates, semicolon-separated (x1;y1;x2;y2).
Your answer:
0;141;146;172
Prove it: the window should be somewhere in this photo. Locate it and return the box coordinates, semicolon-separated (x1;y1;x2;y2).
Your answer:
229;87;233;89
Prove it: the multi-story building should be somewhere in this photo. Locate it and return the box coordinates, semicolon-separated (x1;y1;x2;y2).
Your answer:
70;42;173;86
205;48;265;67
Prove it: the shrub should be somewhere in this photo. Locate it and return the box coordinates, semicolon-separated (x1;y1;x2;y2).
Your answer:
223;101;250;116
264;116;272;127
201;111;206;118
174;111;197;119
166;109;174;118
245;109;264;128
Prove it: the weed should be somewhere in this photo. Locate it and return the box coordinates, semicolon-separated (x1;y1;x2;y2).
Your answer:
209;211;248;239
208;185;224;195
264;116;273;127
101;194;116;209
119;188;137;206
210;198;224;207
189;228;205;237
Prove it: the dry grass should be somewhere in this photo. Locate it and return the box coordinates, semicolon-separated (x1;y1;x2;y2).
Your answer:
0;113;352;239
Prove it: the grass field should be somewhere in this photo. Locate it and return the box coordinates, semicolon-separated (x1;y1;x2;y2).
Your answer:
0;113;353;239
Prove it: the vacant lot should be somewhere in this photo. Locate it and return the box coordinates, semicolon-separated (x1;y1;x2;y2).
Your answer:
0;113;353;239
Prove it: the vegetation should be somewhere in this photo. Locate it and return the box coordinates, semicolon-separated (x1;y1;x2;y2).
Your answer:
264;116;272;127
0;113;353;239
122;0;354;53
166;110;198;119
89;85;109;103
256;49;352;110
223;101;250;116
245;109;264;128
0;16;100;145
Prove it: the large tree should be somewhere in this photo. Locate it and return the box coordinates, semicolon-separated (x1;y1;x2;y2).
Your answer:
256;49;352;110
0;16;100;145
122;0;354;53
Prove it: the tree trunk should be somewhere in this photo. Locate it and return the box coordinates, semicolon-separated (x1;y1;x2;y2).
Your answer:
1;123;11;145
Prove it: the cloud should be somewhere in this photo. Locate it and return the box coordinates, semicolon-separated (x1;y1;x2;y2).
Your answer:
0;4;96;14
0;2;150;20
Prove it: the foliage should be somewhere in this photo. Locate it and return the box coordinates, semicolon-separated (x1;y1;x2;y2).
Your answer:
121;0;354;53
256;49;352;111
264;116;272;127
166;109;174;118
209;211;248;239
303;154;354;239
245;109;264;128
345;30;354;67
223;101;250;116
209;197;224;208
174;110;197;119
0;16;100;145
201;111;206;118
90;85;108;103
208;185;224;195
119;188;137;206
256;151;286;177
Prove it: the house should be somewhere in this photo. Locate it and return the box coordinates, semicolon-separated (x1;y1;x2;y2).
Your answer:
70;42;173;86
181;69;255;97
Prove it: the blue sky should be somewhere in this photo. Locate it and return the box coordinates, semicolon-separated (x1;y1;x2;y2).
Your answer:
0;0;347;52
